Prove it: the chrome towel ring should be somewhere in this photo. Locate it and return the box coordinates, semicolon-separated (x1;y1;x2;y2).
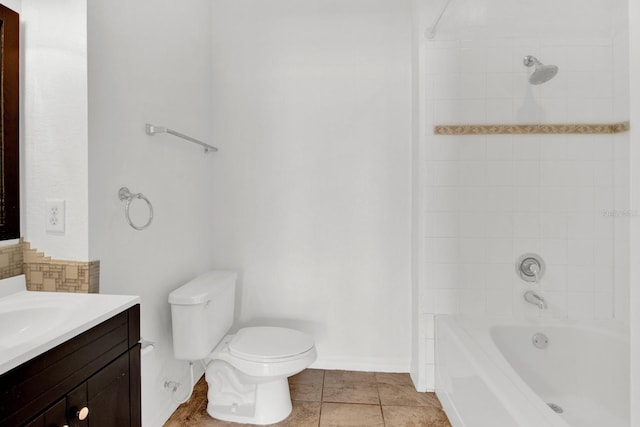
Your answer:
118;187;154;231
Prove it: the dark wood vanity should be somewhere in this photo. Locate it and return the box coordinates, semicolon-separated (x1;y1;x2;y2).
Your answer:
0;305;141;427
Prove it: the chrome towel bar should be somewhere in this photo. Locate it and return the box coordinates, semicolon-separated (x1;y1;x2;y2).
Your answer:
145;123;218;153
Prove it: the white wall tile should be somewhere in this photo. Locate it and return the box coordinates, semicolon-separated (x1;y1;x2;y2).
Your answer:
541;291;568;319
513;162;540;186
540;213;567;239
486;213;515;238
514;187;541;212
567;239;595;265
458;162;487;186
459;73;487;99
486;99;515;124
513;213;540;238
429;263;460;289
486;289;513;317
429;212;459;237
423;32;622;326
567;265;595;292
567;213;594;239
513;137;541;160
485;263;516;290
567;292;595;320
434;289;460;314
459;212;488;237
593;293;614;320
486;238;514;263
485;162;513;186
458;136;487;160
459;263;487;290
540;264;568;292
432;238;459;263
485;137;513;160
541;239;568;264
459;238;488;263
460;289;487;315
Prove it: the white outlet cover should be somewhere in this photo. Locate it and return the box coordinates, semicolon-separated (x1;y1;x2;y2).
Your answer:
45;199;65;233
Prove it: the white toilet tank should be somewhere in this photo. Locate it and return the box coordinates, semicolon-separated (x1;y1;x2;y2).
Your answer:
169;270;237;361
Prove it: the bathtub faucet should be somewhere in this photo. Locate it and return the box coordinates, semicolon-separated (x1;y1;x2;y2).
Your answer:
524;291;548;309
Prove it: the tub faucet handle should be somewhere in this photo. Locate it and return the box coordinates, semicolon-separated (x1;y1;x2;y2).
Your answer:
517;254;545;283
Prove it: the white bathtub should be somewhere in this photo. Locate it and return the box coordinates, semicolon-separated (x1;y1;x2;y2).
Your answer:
435;315;629;427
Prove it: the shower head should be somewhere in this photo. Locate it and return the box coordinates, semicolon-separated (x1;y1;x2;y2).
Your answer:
523;55;558;85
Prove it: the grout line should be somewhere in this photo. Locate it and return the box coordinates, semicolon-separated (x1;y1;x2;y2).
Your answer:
318;370;325;427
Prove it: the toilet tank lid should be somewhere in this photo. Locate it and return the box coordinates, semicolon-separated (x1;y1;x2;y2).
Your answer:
168;270;237;305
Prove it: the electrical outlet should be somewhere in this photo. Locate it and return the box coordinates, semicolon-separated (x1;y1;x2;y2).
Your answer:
45;199;65;233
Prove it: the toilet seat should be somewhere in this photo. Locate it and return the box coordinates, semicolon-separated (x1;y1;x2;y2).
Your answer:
210;327;317;378
229;327;314;362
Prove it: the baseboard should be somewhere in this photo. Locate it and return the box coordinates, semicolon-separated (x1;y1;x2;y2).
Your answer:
310;357;410;373
410;365;428;392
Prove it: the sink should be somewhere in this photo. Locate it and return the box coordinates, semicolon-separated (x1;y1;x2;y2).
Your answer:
0;301;74;349
0;275;140;375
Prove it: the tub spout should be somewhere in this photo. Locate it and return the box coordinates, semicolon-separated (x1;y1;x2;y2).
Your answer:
524;291;547;309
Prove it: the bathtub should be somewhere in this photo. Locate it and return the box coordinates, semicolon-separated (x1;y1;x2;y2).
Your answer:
435;315;629;427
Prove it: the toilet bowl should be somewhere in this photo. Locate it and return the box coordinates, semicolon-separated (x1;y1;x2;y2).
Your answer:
206;327;316;424
169;271;317;425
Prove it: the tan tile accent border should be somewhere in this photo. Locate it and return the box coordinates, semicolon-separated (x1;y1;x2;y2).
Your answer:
434;121;630;136
0;239;99;293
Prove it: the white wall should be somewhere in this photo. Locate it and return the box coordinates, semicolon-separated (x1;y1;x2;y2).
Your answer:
628;0;640;425
87;1;215;425
209;0;413;372
418;0;629;390
23;0;89;261
2;0;20;13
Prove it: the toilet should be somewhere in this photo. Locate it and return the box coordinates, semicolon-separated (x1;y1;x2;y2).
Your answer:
168;270;317;425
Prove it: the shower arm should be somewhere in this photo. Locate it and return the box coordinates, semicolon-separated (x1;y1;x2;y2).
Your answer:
426;0;454;40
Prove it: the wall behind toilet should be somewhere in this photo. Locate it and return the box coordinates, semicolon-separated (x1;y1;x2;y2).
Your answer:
87;1;216;425
209;0;413;371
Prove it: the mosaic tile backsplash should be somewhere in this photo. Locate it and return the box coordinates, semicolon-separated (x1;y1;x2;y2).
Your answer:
0;242;24;279
0;239;99;293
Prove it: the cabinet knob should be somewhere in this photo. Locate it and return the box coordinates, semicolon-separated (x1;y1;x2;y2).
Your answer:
69;406;89;421
77;406;89;420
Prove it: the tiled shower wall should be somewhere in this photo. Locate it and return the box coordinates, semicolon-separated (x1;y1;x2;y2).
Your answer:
421;34;629;388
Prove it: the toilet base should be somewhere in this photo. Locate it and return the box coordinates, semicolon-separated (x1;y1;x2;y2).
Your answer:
206;361;293;425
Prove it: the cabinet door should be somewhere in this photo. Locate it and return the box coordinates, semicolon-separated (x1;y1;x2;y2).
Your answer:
86;352;130;427
67;383;88;427
25;399;67;427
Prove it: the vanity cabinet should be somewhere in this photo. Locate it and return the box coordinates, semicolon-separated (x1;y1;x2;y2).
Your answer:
0;305;141;427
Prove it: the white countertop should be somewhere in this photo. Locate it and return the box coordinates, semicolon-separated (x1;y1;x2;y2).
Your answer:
0;287;140;375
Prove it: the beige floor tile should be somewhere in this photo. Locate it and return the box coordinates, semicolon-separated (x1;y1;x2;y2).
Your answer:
276;401;322;427
289;368;325;385
324;370;377;385
168;398;320;426
382;405;452;427
320;402;384;427
378;384;442;407
375;372;414;386
164;398;209;426
290;382;323;402
165;370;452;427
323;382;380;404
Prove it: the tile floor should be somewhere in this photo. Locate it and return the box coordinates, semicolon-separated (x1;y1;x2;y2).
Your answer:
164;369;452;427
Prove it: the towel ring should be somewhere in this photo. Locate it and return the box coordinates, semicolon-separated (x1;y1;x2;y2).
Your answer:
118;187;154;231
